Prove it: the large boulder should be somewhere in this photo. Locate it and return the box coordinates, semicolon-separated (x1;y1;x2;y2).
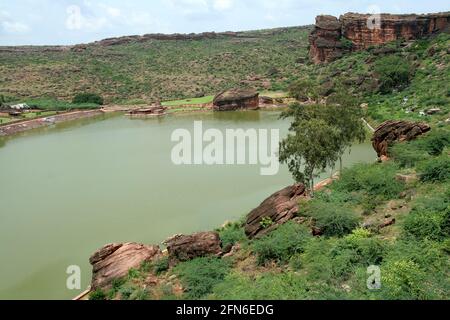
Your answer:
372;120;431;158
164;232;222;265
213;88;259;111
89;243;161;289
245;184;307;239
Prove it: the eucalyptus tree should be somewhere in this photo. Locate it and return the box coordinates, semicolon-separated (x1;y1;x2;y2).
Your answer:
279;117;342;197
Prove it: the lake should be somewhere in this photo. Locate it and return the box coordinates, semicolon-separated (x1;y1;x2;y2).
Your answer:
0;111;376;299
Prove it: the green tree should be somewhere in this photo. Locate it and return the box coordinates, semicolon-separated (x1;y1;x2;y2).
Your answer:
326;92;367;172
288;79;320;102
280;117;342;197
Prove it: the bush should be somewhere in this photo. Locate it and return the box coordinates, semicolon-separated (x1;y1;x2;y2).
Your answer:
173;257;231;299
252;222;312;265
419;156;450;183
374;55;413;93
334;163;404;200
89;289;107;300
403;193;450;241
152;256;170;275
73;93;104;105
211;272;309;300
302;200;360;237
217;222;246;249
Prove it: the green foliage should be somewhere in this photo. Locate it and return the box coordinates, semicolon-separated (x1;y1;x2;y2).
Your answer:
288;79;319;102
152;256;170;275
403;192;450;241
260;217;274;229
89;289;107;300
211;272;310;300
374;55;413;93
217;222;246;249
174;257;232;299
418;156;450;183
280;117;342;193
127;268;140;280
381;260;428;299
73;93;104;105
301;200;360;237
340;37;354;50
334;162;404;200
24;97;98;111
252;222;312;265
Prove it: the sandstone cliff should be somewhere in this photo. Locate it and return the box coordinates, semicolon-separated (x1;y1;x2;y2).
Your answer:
310;12;450;63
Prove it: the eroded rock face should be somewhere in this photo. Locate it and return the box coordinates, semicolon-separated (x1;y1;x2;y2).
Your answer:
164;232;222;264
309;15;345;64
89;243;161;289
213;89;259;111
372;120;431;158
245;184;307;239
309;12;450;63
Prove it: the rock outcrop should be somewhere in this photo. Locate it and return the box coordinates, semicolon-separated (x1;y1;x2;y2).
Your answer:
164;232;222;265
213;89;259;111
89;243;161;289
245;184;307;239
372;120;431;158
310;12;450;63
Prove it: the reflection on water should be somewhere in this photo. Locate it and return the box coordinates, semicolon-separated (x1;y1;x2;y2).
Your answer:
0;111;376;300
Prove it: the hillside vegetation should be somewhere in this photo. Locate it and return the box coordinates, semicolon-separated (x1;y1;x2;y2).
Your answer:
0;27;310;104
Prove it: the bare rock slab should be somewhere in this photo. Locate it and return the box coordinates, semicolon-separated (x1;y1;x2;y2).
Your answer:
164;232;222;265
245;184;307;239
89;243;161;289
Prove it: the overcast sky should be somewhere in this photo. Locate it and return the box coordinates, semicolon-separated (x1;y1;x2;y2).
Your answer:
0;0;449;45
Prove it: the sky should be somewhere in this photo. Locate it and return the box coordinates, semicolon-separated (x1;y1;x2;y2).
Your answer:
0;0;449;45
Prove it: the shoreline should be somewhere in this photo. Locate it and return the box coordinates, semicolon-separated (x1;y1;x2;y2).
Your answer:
0;104;288;138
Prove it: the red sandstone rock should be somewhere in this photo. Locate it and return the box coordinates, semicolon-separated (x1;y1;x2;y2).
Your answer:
371;120;431;158
244;184;307;239
213;88;259;111
89;243;162;289
164;232;222;264
309;12;450;64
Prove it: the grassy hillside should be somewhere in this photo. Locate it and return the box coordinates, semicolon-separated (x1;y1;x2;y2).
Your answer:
0;27;311;104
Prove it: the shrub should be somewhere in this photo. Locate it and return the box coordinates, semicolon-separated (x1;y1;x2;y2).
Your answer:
217;222;246;249
252;222;312;265
374;55;413;93
73;93;104;105
334;162;404;200
173;257;231;299
419;156;450;183
303;200;360;237
381;260;428;300
211;272;309;300
89;289;107;300
152;256;170;275
403;211;447;241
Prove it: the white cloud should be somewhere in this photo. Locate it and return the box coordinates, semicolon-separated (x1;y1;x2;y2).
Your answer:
213;0;234;11
65;5;108;31
0;10;30;33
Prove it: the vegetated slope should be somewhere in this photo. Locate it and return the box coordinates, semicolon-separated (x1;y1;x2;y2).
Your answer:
299;32;450;126
0;27;311;104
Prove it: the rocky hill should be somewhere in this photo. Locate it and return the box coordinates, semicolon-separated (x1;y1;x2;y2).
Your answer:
309;12;450;63
0;26;311;104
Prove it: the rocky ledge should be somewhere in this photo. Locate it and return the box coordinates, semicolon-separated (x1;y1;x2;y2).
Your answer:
309;12;450;63
372;120;431;159
245;184;307;239
213;88;259;111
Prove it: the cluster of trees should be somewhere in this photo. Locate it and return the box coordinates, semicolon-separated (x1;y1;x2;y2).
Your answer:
279;82;367;196
72;93;104;105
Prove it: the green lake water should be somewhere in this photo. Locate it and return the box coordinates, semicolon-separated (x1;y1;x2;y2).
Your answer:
0;111;376;299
